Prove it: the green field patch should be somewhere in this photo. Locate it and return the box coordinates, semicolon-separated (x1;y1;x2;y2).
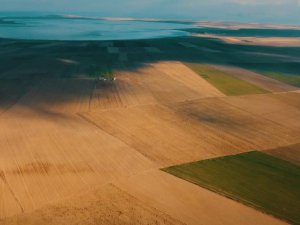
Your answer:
162;151;300;224
261;71;300;87
185;63;268;96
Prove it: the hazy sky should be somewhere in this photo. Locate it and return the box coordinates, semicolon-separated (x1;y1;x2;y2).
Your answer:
1;0;300;24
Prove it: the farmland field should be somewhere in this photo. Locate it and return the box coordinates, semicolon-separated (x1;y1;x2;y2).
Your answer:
163;151;300;225
184;63;269;95
261;72;300;87
211;65;298;92
220;93;300;128
1;32;300;225
2;183;186;225
265;143;300;165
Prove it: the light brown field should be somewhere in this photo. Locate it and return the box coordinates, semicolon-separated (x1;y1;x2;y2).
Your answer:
82;94;300;166
149;61;224;98
167;97;300;149
1;183;186;225
220;93;300;128
193;34;300;47
90;62;223;111
1;172;288;225
0;111;156;218
82;103;255;166
116;170;287;225
264;143;300;165
270;92;300;109
195;21;300;30
0;59;298;225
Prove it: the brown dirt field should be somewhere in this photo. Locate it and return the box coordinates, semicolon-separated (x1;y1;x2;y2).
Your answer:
211;65;298;92
82;95;300;166
220;94;295;115
149;61;224;98
264;143;300;165
262;109;300;128
90;62;223;111
82;104;256;166
167;98;300;150
116;170;287;225
1;183;185;225
129;63;221;104
270;92;300;109
0;113;156;219
220;93;300;129
90;69;158;111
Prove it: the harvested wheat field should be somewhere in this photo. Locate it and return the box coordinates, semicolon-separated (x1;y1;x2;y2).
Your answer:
82;92;300;166
89;62;223;111
115;170;287;225
1;175;288;225
82;103;257;166
166;97;300;150
219;93;300;129
270;92;300;109
0;112;157;218
264;143;300;165
1;183;186;225
149;61;224;98
1;36;300;225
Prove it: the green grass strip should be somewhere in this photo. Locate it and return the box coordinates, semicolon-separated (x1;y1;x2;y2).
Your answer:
185;63;269;96
162;151;300;224
261;71;300;87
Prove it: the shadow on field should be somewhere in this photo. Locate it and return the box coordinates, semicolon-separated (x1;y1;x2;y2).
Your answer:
0;36;299;117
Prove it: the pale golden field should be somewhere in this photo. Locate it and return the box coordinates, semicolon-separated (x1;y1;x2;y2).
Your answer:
193;34;300;47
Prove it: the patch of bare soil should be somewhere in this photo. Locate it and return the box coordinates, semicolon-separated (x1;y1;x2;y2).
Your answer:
167;98;300;150
220;93;300;129
264;143;300;165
